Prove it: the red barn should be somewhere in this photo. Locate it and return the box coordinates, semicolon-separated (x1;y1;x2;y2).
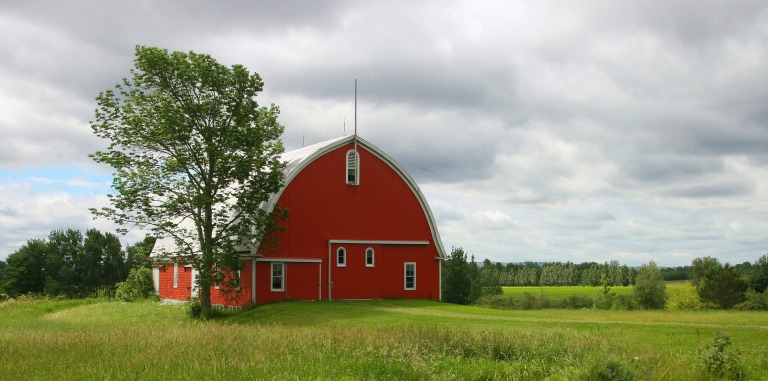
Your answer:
152;135;446;307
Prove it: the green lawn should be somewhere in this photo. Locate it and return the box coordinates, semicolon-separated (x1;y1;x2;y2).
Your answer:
1;297;766;380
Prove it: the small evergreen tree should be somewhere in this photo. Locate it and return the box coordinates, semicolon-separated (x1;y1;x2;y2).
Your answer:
698;263;748;309
441;247;472;304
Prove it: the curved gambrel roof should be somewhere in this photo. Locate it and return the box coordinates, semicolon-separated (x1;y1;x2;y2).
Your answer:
264;135;447;259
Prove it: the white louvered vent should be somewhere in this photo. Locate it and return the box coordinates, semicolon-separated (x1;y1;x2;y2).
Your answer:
346;149;359;185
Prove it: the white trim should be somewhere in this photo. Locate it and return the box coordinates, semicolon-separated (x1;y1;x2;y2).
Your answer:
257;258;322;263
251;259;256;304
152;267;160;294
191;268;199;297
365;247;375;267
404;262;416;290
271;262;285;292
329;239;429;245
173;262;179;288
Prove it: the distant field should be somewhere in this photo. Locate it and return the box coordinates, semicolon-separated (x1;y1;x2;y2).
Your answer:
1;297;766;380
502;285;634;300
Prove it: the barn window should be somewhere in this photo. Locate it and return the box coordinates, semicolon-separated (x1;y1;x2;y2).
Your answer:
365;247;375;267
337;247;347;267
346;150;360;185
271;262;284;291
214;265;220;289
173;262;179;288
404;262;416;290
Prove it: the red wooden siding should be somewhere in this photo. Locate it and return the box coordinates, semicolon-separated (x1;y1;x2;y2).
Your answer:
156;263;193;302
255;261;322;303
210;260;254;307
264;142;441;301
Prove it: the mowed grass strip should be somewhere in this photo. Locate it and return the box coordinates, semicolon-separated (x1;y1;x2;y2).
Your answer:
1;298;766;380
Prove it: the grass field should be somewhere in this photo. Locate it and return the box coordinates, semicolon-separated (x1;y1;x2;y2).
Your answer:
1;297;766;380
502;285;635;300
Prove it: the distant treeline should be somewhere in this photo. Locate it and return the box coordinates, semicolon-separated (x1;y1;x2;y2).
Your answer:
477;259;760;287
0;229;155;297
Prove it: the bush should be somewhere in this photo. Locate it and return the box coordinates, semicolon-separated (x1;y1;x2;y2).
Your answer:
584;357;640;380
114;267;154;301
666;283;701;310
740;288;767;310
698;332;746;380
560;295;594;309
474;295;517;310
187;298;202;319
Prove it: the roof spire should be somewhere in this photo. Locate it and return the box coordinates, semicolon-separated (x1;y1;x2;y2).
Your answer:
354;79;358;151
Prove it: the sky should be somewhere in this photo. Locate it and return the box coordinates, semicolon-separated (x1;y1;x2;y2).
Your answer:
1;1;767;266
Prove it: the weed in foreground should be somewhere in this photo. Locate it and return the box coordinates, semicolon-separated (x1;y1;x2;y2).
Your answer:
698;332;747;380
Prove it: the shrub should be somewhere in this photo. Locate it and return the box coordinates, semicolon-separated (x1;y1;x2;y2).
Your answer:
698;332;746;380
666;283;701;310
584;357;640;380
114;267;154;301
474;295;517;310
741;288;767;310
560;295;593;309
187;298;202;319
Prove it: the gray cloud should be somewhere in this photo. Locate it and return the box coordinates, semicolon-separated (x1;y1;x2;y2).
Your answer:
1;1;768;265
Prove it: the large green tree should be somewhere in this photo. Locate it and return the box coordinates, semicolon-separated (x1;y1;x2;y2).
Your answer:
90;46;285;318
633;261;667;309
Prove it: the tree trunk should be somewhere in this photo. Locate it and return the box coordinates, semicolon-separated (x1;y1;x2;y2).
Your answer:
200;281;212;319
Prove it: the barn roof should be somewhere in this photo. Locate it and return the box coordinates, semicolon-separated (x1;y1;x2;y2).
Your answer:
262;134;446;258
152;135;446;259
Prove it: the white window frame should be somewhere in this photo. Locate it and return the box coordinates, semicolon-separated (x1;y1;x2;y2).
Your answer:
271;262;285;292
337;247;347;267
173;262;179;288
346;149;360;185
365;247;375;267
404;262;416;290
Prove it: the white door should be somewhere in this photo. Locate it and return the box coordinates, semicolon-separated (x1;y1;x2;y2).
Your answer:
152;267;160;294
190;268;199;298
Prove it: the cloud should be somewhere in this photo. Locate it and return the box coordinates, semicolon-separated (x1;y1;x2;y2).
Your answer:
1;1;768;265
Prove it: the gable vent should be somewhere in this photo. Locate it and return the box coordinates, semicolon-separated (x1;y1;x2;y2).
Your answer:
346;149;360;185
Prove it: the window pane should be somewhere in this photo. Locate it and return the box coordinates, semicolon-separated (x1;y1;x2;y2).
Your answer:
271;263;284;291
405;263;416;290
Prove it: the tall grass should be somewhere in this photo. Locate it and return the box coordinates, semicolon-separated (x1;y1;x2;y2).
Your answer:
1;298;766;380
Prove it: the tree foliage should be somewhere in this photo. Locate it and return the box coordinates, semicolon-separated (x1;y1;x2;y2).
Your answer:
693;258;748;309
115;267;155;301
442;247;472;304
1;229;135;297
90;46;285;317
752;253;768;293
633;261;667;309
